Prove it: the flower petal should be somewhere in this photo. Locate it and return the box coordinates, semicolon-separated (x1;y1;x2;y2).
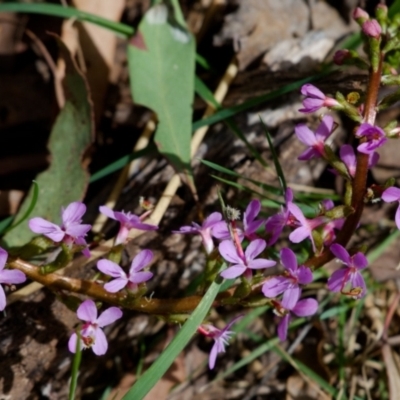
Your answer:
350;272;366;297
292;298;318;316
29;218;65;242
244;200;260;225
245;238;266;260
327;268;347;292
280;248;297;272
104;278;128;293
219;240;241;264
220;266;246;279
96;306;123;327
77;299;98;322
353;252;368;270
208;341;219;370
315;115;334;141
262;277;290;298
203;212;223;228
330;243;351;264
295;124;316;147
0;285;6;311
301;84;325;98
97;260;126;278
287;203;306;224
0;269;26;285
297;266;313;284
62;202;86;224
92;327;108;355
211;221;230;240
129;271;153;284
382;187;400;203
99;205;117;220
278;314;290;341
65;224;91;238
130;249;153;274
0;248;7;271
282;286;300;310
289;227;310;243
68;332;78;353
248;259;276;269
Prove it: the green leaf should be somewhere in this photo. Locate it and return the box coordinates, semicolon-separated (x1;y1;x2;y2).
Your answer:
68;331;82;400
3;35;94;247
260;118;287;192
89;143;156;183
127;4;195;187
3;181;39;233
122;269;225;400
0;3;133;37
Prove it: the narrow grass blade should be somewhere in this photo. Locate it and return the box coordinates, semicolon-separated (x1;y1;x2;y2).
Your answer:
122;270;225;400
68;333;82;400
89;144;156;183
0;3;133;37
366;229;400;263
200;159;280;194
260;118;286;192
192;71;331;132
272;345;338;397
4;181;39;233
195;76;268;167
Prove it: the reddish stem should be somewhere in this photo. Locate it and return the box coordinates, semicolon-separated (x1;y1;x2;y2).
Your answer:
306;53;383;269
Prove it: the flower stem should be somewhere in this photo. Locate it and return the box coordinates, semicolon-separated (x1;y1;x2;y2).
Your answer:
306;52;383;269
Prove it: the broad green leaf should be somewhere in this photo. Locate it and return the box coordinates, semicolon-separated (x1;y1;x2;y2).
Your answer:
127;4;195;187
122;270;225;400
3;36;94;247
4;181;39;233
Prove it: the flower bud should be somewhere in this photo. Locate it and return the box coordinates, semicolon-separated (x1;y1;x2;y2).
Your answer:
333;49;351;65
362;19;382;38
353;7;369;23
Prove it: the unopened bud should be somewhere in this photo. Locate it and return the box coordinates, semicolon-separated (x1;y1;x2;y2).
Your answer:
362;19;382;38
353;7;369;23
333;49;351;65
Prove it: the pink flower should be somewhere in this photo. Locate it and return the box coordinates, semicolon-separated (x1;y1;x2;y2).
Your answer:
339;144;379;178
218;239;276;280
299;84;339;114
212;200;264;242
265;188;294;245
327;244;368;298
287;203;325;252
198;315;242;369
355;123;387;154
382;187;400;229
97;249;153;293
100;206;158;246
29;202;91;257
0;248;26;311
274;298;318;341
68;299;122;355
173;212;222;254
362;19;381;38
295;115;334;160
262;248;313;309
